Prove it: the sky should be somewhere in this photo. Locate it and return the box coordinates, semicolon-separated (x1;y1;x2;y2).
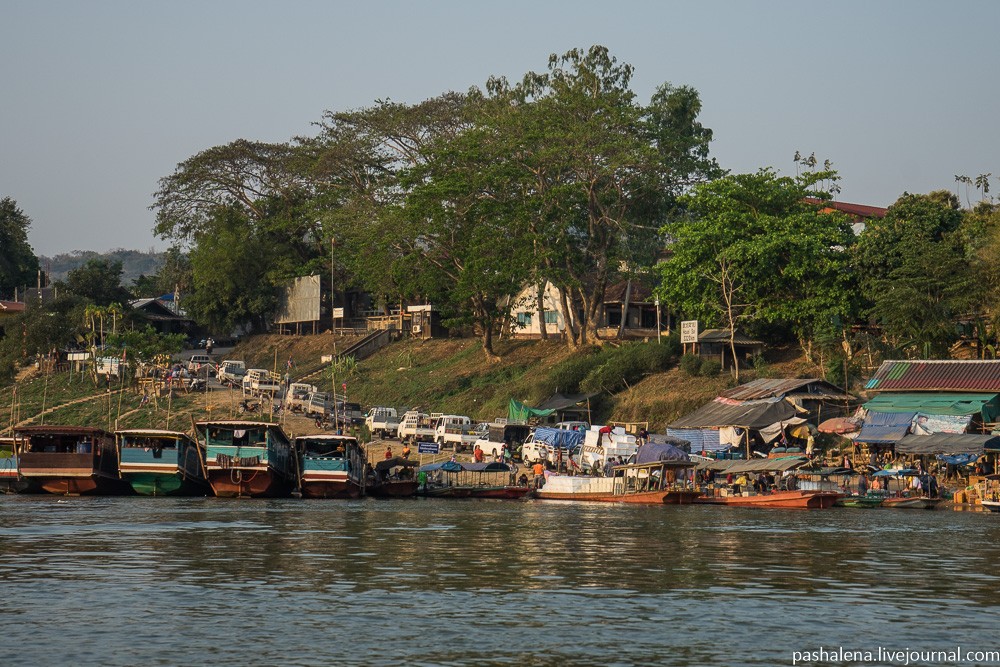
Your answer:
3;0;999;256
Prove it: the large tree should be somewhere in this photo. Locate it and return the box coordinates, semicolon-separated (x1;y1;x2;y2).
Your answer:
65;258;131;307
657;169;857;357
0;197;41;298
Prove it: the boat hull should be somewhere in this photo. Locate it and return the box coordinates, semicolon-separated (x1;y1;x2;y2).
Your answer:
208;469;292;498
981;500;1000;513
122;471;210;497
368;480;419;498
883;496;943;510
536;488;676;504
427;485;533;499
696;490;839;509
300;479;362;499
32;475;133;496
837;495;885;508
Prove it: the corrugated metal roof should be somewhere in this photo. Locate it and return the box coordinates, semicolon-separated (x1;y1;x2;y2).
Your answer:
897;433;998;456
720;378;852;402
669;398;799;430
697;329;764;345
863;393;997;416
866;360;1000;392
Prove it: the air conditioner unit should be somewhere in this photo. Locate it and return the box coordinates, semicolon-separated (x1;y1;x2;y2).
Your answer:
412;325;423;334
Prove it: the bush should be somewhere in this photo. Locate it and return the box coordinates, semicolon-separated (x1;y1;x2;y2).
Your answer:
700;359;722;377
546;348;600;394
679;353;702;377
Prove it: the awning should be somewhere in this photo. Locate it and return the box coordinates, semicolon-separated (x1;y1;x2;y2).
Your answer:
669;398;799;430
696;456;811;474
863;393;999;417
508;399;554;422
854;411;915;444
896;433;999;456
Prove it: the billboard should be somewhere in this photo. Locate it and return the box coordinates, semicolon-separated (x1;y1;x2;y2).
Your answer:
276;275;321;324
680;320;699;344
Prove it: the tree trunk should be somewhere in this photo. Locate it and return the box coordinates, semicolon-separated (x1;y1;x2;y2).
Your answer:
616;279;632;340
559;288;580;348
535;282;548;340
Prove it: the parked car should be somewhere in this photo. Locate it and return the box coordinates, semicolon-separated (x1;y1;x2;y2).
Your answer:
366;407;400;439
242;369;281;396
186;354;215;376
285;383;318;412
217;360;246;386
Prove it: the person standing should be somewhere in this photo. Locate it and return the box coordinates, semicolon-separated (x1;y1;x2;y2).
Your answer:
401;443;411;459
384;446;393;460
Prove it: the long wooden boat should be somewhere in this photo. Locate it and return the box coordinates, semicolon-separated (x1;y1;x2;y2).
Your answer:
426;484;533;499
194;421;296;498
535;460;700;504
15;425;132;495
419;460;534;500
882;495;944;510
116;429;211;496
368;456;419;498
0;436;29;494
836;494;885;509
695;489;840;509
295;434;366;499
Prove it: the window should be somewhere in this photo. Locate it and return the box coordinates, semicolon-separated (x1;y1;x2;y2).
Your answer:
544;310;559;325
516;312;533;327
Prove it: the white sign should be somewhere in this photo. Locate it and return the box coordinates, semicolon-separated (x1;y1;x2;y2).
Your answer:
332;307;345;319
321;354;333;363
680;320;699;344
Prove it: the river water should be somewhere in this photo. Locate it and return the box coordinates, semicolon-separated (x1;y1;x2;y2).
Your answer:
2;496;999;667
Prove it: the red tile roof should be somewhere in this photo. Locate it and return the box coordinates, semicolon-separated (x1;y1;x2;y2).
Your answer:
866;360;1000;392
803;197;887;220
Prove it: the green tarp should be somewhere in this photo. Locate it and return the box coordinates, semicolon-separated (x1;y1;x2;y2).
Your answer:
864;393;1000;420
508;399;554;423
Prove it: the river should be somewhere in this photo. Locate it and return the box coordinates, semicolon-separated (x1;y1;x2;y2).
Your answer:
1;496;999;666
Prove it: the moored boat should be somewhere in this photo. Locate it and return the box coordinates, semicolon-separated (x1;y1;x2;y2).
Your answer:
194;421;297;498
882;495;944;510
695;489;840;509
981;500;1000;513
15;425;132;495
116;429;211;496
836;494;885;508
419;460;533;499
536;460;700;504
368;456;419;498
296;434;366;499
0;436;29;494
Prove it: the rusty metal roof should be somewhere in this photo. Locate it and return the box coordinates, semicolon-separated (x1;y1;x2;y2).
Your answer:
720;378;852;402
866;360;1000;392
14;425;110;436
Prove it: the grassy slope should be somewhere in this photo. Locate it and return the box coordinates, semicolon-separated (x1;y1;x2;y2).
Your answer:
1;335;824;434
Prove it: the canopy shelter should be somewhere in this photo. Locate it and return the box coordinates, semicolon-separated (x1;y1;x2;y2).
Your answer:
634;441;691;465
863;393;1000;419
896;433;1000;456
854;411;915;444
669;398;799;430
646;433;692;452
375;456;419;474
696;456;811;474
419;460;463;473
508;399;554;423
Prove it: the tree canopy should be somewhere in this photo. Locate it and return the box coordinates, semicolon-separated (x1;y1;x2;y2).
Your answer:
0;197;41;298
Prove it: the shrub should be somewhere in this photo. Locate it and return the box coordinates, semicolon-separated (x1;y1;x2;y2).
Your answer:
679;353;702;377
700;359;722;377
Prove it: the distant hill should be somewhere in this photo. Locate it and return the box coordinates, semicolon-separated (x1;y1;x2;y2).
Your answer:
38;249;166;286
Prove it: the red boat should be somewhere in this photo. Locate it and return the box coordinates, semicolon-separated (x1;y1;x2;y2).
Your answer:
695;489;840;509
15;425;132;496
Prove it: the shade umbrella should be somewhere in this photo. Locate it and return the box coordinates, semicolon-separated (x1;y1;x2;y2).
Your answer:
818;417;860;435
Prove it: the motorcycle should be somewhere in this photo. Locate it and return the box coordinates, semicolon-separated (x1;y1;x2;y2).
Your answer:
239;399;261;414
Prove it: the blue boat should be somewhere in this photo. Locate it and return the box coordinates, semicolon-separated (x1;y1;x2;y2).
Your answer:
116;429;211;496
194;421;297;498
295;434;367;498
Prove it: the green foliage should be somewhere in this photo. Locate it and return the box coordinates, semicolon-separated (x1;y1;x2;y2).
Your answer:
105;326;186;363
545;348;602;395
679;353;703;376
657;168;856;350
0;197;40;298
65;258;131;306
0;294;89;381
699;359;722;378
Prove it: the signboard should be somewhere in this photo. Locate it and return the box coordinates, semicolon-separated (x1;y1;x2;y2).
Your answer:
680;320;699;344
417;442;440;455
332;307;345;319
321;354;333;363
275;274;321;324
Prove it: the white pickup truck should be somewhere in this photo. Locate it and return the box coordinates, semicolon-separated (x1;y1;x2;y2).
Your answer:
365;407;400;439
217;360;246;386
284;382;318;412
242;369;281;397
398;410;438;442
434;415;478;452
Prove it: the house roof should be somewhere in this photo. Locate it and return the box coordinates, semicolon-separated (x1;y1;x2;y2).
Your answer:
130;298;191;322
604;281;655;304
863;392;998;416
720;378;853;402
697;329;764;346
802;197;887;220
866;360;1000;393
669;398;799;430
896;433;999;456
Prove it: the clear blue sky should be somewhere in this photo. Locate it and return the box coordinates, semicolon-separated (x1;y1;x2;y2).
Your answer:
3;0;998;256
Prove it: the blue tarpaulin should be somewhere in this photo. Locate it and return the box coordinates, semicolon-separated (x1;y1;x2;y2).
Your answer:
855;411;916;444
635;442;691;465
531;427;584;449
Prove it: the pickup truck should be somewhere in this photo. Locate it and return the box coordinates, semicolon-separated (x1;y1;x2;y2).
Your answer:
284;382;318;412
398;410;438;442
217;360;246;386
365;407;400;439
242;369;281;397
433;415;478;452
